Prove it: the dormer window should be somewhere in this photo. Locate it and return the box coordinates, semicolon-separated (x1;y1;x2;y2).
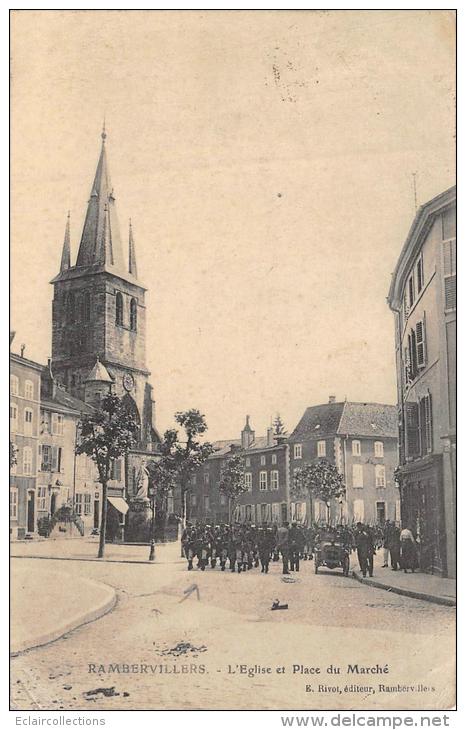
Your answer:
115;292;124;326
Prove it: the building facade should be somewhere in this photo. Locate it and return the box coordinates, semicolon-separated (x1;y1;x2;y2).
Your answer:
38;362;103;536
288;399;399;525
10;343;42;538
388;186;456;577
189;417;296;526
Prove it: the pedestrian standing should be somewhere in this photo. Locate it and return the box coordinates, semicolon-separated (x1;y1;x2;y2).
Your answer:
354;522;375;578
276;521;290;575
382;519;391;567
387;522;401;570
400;525;417;573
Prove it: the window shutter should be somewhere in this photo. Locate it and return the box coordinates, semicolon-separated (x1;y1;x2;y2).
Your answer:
398;421;405;464
404;291;409;321
416;320;426;368
403;346;411;387
425;393;433;452
445;275;456;310
419;397;427;455
443;240;454;275
410;329;418;376
52;446;58;472
405;402;420;457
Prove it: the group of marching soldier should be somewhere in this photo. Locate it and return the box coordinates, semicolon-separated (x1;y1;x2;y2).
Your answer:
181;519;420;578
181;522;315;574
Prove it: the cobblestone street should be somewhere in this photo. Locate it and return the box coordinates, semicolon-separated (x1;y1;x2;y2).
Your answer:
11;541;455;711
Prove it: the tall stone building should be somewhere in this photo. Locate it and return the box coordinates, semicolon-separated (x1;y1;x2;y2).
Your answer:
388;186;456;577
288;399;399;525
50;127;160;537
50;126;158;452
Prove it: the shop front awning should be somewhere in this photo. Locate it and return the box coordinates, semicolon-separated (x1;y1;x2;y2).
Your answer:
107;496;129;515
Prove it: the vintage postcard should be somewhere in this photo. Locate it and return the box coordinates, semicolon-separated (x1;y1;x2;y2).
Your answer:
10;9;456;712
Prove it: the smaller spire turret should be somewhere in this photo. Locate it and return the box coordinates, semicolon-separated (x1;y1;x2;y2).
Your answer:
60;211;71;273
128;219;138;278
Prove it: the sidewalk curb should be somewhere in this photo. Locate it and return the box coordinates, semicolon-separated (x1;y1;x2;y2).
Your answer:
351;570;456;607
11;581;117;655
11;555;157;566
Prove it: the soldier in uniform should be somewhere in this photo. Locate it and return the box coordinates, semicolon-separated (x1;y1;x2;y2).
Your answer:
258;527;275;573
218;524;230;571
289;522;305;572
209;525;220;569
276;521;290;575
184;525;197;571
197;526;210;571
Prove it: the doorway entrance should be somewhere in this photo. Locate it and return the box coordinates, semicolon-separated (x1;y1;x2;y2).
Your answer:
376;501;386;524
27;491;35;533
94;499;100;529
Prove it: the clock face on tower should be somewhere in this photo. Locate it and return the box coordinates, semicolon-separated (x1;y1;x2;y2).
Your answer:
123;372;135;392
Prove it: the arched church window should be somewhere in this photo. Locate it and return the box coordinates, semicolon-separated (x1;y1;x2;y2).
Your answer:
67;292;75;323
115;292;124;326
81;292;91;322
130;298;137;331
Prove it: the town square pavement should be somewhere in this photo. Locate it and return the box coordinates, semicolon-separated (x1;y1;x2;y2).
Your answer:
11;540;455;711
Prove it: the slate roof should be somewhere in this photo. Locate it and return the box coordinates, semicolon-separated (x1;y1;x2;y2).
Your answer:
289;401;397;441
289;402;346;441
51;129;143;289
209;434;280;459
85;357;113;383
338;402;397;438
41;387;95;416
210;439;241;457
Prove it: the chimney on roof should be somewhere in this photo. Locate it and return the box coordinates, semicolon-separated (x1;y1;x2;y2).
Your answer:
267;427;274;447
328;395;336;404
20;344;26;358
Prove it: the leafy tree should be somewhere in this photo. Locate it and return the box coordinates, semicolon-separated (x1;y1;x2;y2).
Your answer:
154;409;213;526
10;440;18;471
76;393;139;558
292;459;345;523
219;453;247;523
273;413;286;436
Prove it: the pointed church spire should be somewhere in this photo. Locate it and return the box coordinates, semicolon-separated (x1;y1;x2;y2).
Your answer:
60;211;71;273
128;219;138;278
75;126;125;271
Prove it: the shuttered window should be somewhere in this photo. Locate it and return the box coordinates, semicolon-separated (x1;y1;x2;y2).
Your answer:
445;276;456;310
425;393;433;452
415;319;426;368
405;402;420;458
408;275;414;307
403;346;411;388
408;330;417;378
51;446;62;472
443;239;456;310
416;254;424;294
419;393;433;456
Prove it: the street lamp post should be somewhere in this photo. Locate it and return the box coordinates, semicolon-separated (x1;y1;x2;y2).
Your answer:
148;483;156;562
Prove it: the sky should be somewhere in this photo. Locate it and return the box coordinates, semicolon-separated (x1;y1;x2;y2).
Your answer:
10;10;455;441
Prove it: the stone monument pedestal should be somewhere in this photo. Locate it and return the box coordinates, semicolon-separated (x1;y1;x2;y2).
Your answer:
125;498;152;543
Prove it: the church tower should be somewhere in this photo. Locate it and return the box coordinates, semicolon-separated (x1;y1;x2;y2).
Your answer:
51;126;157;450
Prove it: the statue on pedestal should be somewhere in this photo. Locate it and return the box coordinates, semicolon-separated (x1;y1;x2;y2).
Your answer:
135;462;150;501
